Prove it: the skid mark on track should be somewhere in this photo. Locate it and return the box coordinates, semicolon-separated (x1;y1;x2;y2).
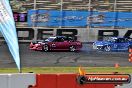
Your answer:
54;56;64;64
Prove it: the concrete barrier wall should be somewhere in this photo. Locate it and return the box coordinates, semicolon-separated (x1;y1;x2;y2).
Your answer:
0;74;8;88
0;73;131;88
30;74;115;88
0;27;132;43
87;28;132;42
0;73;36;88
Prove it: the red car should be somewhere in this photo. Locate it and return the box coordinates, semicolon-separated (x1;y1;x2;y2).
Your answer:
29;36;82;52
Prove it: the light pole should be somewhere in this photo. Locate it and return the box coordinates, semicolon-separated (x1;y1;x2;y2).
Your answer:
87;0;91;28
33;0;37;42
89;0;91;12
33;0;36;27
34;0;36;10
60;0;63;28
87;0;91;42
114;0;117;12
114;0;117;29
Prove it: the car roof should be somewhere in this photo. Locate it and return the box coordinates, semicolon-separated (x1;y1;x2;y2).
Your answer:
110;37;126;39
49;37;56;38
56;36;66;38
49;36;66;38
110;37;118;39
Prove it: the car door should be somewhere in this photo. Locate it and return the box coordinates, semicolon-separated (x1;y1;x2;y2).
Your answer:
120;38;129;50
115;38;129;50
51;37;65;50
63;39;71;50
109;39;118;50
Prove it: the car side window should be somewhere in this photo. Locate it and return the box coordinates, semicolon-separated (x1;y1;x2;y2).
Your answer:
125;38;129;42
60;38;64;42
54;38;64;42
120;39;126;43
65;37;74;42
116;38;126;43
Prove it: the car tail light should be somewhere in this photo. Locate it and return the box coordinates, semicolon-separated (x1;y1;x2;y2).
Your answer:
30;42;34;45
35;44;40;46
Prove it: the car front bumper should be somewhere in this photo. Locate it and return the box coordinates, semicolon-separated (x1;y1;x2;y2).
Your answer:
93;44;104;50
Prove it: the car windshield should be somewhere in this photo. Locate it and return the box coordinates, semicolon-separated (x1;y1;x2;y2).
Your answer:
104;37;117;42
107;39;116;42
45;37;56;42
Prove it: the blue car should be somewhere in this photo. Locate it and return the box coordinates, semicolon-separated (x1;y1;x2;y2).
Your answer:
93;37;132;51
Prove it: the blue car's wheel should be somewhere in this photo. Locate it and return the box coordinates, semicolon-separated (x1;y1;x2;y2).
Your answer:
104;45;111;52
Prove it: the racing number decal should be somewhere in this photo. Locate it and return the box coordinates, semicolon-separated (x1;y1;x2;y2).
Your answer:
51;43;56;47
114;44;117;48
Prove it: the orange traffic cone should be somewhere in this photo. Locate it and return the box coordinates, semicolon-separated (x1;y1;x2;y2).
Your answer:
115;63;119;68
128;58;132;62
129;59;131;62
129;48;132;53
129;53;132;57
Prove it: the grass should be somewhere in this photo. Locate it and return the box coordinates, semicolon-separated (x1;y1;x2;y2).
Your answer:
0;67;132;74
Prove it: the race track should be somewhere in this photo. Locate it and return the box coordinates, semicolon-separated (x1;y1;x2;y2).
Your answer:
0;43;132;68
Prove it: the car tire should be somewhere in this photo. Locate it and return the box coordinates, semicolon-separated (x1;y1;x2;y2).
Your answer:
104;45;111;52
69;46;76;52
43;45;49;52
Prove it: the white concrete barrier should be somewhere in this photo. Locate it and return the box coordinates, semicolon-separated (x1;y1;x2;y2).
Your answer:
0;74;8;88
1;28;132;43
0;73;36;88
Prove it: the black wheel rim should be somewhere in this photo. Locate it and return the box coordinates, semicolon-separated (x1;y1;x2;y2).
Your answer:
70;46;75;52
43;45;48;51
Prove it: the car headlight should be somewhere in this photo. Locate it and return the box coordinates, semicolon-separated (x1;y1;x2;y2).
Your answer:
93;43;97;49
97;45;104;46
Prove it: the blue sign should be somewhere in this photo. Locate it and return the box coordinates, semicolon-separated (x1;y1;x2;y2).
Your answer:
90;12;132;28
28;10;132;28
28;10;88;27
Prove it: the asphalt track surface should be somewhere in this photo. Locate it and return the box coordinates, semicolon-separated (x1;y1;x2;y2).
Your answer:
1;43;132;88
0;43;132;68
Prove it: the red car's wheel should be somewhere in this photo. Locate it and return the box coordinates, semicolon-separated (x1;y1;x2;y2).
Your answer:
43;45;49;52
69;46;76;52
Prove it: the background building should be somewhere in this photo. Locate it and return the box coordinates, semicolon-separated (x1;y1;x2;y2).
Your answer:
10;0;132;28
1;0;130;43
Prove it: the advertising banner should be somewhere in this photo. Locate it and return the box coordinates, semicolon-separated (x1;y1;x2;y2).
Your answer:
28;10;132;28
90;12;132;28
28;10;88;27
77;74;131;84
13;12;27;22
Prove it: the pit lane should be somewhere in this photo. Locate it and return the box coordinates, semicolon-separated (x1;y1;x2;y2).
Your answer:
0;43;132;68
